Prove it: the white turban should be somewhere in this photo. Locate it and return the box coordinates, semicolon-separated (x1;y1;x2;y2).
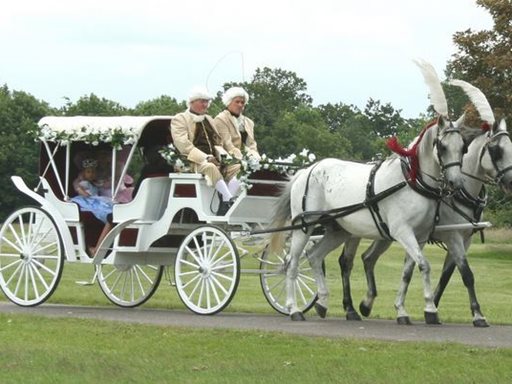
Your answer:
222;87;249;107
187;86;212;105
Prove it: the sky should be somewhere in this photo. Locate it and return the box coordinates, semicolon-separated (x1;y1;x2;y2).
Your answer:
0;0;493;118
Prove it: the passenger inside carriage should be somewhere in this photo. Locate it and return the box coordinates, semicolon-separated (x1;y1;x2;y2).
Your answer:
70;155;114;256
170;86;241;216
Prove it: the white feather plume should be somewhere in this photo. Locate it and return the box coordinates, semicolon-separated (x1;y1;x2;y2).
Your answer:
413;59;448;117
448;79;495;124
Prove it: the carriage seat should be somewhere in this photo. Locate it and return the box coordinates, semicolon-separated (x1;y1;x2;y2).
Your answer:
40;178;80;222
113;176;172;224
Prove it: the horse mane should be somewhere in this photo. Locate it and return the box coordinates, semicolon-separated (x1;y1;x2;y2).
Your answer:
460;124;486;143
386;120;437;183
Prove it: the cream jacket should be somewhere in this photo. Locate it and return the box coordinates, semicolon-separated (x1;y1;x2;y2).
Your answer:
214;110;260;160
170;111;228;164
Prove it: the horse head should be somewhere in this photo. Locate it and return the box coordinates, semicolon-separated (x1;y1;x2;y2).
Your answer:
431;114;466;191
413;59;465;191
449;79;512;193
480;119;512;192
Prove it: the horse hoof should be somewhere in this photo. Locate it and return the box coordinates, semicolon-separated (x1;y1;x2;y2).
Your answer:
290;312;306;321
424;311;441;325
314;303;328;319
397;316;412;325
359;302;372;317
346;310;362;321
473;318;490;328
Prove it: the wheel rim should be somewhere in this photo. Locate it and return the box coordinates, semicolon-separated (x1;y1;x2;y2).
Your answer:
0;207;63;306
175;226;240;315
97;263;163;307
260;240;318;315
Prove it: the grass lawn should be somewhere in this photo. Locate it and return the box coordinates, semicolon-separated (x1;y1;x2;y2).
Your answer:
1;229;511;383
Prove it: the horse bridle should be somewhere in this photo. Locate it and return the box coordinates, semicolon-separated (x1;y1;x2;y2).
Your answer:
479;129;512;184
435;124;464;172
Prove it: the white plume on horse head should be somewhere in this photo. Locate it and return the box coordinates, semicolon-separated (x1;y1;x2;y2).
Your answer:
413;59;448;118
448;79;495;125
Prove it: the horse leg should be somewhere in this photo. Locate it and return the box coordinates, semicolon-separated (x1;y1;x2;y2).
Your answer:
445;236;489;327
338;237;362;321
394;235;440;325
394;254;416;325
433;252;456;307
286;231;312;321
309;230;347;319
359;240;392;317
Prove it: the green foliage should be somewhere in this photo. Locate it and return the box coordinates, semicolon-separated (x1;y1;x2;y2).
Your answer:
60;93;128;116
0;85;50;219
133;95;185;116
224;66;313;129
447;0;512;121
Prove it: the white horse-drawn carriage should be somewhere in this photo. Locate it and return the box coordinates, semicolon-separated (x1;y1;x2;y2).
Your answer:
0;115;318;315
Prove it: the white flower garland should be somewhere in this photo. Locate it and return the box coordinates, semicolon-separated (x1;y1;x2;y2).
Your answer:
159;144;316;189
37;124;138;150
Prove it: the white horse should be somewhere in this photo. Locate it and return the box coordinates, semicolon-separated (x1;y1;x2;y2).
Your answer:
268;112;467;322
338;82;512;327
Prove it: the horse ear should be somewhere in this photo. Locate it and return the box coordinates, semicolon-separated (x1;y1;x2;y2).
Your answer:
453;113;465;128
498;118;507;132
437;114;446;127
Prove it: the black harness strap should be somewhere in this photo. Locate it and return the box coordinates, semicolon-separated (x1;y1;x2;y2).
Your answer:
249;178;407;236
366;160;393;240
400;158;443;200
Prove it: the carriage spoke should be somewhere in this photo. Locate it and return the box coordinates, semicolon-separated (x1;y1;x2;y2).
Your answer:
29;262;50;292
209;273;230;296
192;236;205;262
97;263;163;308
178;256;200;269
17;216;27;248
5;260;24;286
2;236;22;254
184;246;202;266
7;224;24;251
0;258;23;273
27;264;40;299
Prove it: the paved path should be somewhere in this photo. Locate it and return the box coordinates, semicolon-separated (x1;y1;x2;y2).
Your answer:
1;301;511;348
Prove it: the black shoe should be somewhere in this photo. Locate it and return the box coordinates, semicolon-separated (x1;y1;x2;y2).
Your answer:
217;201;232;216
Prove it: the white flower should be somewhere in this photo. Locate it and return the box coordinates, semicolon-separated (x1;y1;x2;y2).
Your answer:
308;153;316;162
300;148;309;157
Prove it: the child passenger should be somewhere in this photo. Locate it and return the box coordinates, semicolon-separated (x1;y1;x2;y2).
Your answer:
71;158;114;256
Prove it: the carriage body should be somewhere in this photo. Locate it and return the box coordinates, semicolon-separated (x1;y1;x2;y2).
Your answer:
0;116;315;314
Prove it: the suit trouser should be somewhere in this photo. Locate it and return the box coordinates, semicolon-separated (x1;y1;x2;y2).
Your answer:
194;163;240;186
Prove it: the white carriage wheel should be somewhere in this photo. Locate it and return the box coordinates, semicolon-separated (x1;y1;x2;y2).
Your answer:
0;206;64;306
97;263;164;308
259;239;320;315
175;225;240;315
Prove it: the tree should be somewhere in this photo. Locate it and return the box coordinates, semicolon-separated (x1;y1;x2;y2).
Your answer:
447;0;512;120
259;106;351;159
223;67;313;129
0;85;51;218
61;94;128;116
364;98;407;138
133;96;185;116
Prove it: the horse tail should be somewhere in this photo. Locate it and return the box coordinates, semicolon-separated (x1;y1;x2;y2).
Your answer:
267;170;305;254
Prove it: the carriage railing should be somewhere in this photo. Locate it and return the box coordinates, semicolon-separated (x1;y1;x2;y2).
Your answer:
37;140;138;203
